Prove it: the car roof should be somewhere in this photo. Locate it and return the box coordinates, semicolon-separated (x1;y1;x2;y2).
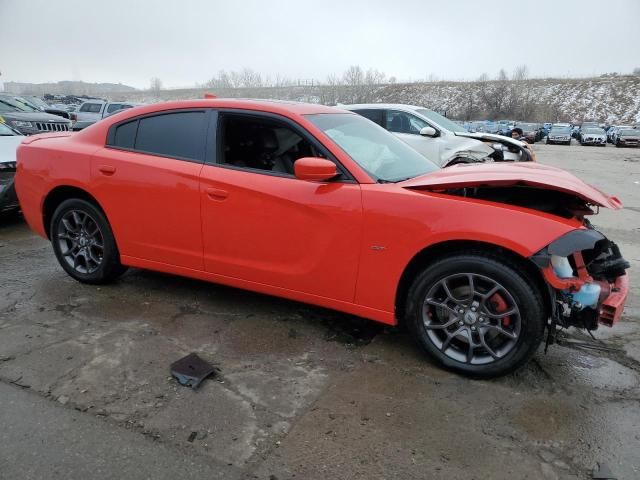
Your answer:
74;99;353;141
342;103;425;112
124;98;346;116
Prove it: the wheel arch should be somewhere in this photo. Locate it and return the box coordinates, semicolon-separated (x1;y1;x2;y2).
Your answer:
42;185;108;240
394;239;551;324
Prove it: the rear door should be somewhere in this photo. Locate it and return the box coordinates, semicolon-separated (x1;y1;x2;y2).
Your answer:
91;109;210;270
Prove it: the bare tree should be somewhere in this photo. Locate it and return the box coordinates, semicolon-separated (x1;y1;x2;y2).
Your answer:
149;77;163;98
321;73;343;105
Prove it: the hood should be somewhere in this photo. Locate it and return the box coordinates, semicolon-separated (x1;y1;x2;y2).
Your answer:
400;162;622;210
455;131;527;149
0;111;71;123
0;135;24;164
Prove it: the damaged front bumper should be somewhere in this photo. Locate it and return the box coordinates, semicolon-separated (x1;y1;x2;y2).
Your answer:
532;228;630;330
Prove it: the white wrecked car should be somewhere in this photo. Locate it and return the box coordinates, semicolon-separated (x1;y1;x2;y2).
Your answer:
0;122;24;213
343;104;534;167
580;127;607;146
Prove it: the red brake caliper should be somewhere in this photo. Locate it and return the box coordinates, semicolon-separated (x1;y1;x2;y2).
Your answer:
489;293;510;327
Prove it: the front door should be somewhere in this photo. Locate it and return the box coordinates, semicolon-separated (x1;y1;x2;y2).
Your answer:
385;109;442;164
199;111;363;302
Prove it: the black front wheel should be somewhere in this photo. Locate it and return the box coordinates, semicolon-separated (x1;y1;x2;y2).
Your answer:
405;252;545;377
50;199;127;284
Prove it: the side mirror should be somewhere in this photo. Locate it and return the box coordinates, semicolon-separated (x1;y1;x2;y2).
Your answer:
419;126;437;137
294;157;338;182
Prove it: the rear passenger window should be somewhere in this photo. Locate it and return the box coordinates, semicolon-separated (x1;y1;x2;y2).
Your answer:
107;110;208;162
80;103;103;113
353;109;384;128
106;103;123;114
112;120;137;149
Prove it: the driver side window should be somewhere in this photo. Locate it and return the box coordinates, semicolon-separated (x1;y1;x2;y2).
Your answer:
386;110;428;135
218;113;323;176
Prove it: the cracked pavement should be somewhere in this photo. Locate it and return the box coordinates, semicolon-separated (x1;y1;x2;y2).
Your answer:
1;142;639;479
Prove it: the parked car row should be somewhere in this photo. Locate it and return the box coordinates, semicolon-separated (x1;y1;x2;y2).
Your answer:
0;94;72;135
0;93;141;134
457;118;639;149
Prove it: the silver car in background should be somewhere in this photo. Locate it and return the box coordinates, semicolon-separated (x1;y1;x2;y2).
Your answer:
580;127;607;146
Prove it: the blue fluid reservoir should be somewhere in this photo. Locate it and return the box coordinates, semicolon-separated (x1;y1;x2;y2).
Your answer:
572;283;601;309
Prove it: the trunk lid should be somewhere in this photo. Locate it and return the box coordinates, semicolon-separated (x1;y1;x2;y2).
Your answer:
400;162;623;209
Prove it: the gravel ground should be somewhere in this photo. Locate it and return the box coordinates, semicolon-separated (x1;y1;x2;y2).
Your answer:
0;140;639;480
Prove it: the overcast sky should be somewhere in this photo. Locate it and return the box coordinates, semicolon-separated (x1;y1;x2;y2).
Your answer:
1;0;639;89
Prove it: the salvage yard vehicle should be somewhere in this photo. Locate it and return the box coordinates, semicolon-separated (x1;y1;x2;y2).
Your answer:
0;95;71;135
546;126;572;145
580;127;607;146
12;95;72;120
608;125;633;144
71;100;140;131
345;104;534;167
615;128;640;148
15;99;630;378
0;122;23;214
514;123;539;143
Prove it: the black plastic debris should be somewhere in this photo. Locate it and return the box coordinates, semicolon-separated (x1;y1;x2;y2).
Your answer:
592;462;617;480
170;353;216;389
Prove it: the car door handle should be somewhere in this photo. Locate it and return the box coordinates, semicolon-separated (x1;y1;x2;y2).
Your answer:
205;187;228;200
98;165;116;175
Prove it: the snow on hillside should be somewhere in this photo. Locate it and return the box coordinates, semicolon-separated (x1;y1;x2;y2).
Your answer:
114;76;640;124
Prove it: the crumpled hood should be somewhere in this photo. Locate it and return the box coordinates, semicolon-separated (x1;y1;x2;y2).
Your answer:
0;136;24;164
454;131;527;149
400;162;623;209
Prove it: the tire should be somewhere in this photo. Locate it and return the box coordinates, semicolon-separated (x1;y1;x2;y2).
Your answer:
405;251;545;378
50;198;127;284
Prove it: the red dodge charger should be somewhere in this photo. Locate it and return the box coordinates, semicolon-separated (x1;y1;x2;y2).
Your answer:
15;99;629;377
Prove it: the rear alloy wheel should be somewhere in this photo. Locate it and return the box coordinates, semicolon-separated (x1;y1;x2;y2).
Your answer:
51;199;126;284
406;253;545;377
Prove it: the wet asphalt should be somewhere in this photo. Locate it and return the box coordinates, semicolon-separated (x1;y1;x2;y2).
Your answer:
0;140;639;479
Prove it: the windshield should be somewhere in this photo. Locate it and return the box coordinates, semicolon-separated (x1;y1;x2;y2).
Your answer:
415;108;467;133
14;97;40;112
0;123;19;136
516;123;536;131
583;128;605;134
620;129;640;136
25;96;50;109
550;127;571;134
0;100;20;113
306;113;439;182
0;96;36;112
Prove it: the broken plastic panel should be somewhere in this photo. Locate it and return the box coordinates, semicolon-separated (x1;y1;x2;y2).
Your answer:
170;353;216;389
